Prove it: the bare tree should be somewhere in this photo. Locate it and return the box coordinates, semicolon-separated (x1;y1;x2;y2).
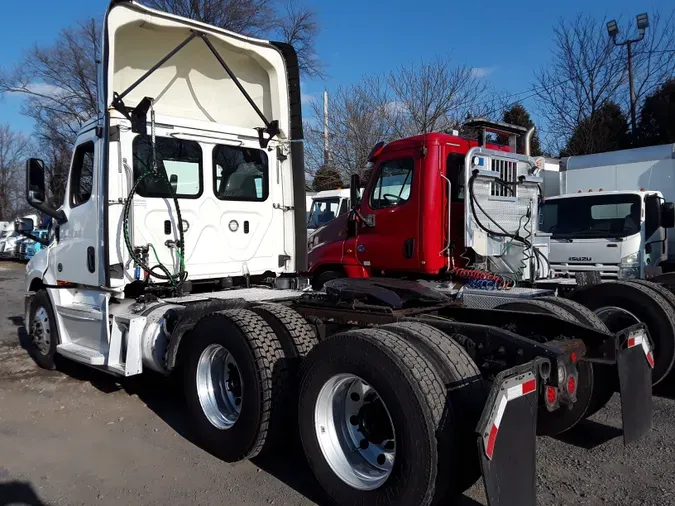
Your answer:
628;10;675;112
384;58;488;137
534;16;625;154
0;19;100;159
535;9;675;154
145;0;324;77
306;82;396;184
277;0;324;78
0;125;32;221
305;56;493;185
145;0;277;36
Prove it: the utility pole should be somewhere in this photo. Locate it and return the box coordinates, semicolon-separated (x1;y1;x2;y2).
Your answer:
607;13;649;140
323;90;330;167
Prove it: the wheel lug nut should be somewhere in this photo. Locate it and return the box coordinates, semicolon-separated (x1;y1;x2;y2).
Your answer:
359;439;369;450
377;454;386;465
350;392;360;402
349;415;359;425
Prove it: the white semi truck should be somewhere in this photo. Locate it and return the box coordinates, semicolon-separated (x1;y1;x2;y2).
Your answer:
15;3;656;506
542;144;675;280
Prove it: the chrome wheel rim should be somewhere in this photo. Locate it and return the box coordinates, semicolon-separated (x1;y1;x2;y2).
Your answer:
314;374;396;491
196;344;243;430
32;307;51;356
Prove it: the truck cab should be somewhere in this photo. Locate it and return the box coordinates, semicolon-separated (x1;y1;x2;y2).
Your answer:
307;122;529;287
541;190;675;279
22;0;305;297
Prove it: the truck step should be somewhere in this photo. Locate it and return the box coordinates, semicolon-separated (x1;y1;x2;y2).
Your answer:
56;342;106;366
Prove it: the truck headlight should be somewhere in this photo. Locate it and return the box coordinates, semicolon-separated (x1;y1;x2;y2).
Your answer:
620;252;638;265
619;267;639;279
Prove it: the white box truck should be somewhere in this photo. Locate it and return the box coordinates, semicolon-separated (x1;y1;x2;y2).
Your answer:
541;144;675;280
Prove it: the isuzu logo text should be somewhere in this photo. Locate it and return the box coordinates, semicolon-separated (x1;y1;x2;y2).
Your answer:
569;257;592;262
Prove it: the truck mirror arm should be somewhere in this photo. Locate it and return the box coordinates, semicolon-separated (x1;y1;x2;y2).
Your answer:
28;200;67;226
17;230;50;246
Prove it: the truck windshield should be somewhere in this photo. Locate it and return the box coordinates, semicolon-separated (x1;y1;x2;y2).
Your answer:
541;194;641;238
308;198;344;229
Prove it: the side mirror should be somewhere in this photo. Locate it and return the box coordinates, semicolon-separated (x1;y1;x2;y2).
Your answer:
350;174;361;209
662;202;675;229
26;158;46;205
15;218;34;233
25;158;68;225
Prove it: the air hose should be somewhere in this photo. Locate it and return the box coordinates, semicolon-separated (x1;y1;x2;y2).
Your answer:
467;171;551;275
122;102;187;293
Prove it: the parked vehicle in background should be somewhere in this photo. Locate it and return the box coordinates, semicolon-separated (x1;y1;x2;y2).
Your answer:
307;188;354;235
543;143;675;281
0;230;22;260
23;230;48;261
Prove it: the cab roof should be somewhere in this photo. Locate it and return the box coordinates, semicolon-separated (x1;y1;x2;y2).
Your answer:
380;132;514;155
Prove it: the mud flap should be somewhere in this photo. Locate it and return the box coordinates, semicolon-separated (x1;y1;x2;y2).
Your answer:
617;327;653;445
477;361;543;506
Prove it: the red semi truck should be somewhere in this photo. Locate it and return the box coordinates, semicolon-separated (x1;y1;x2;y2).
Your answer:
308;121;523;287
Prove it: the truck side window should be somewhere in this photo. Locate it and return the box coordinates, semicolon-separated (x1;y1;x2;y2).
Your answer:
213;145;268;201
645;195;661;239
133;136;203;198
70;141;95;208
369;158;414;209
447;153;465;202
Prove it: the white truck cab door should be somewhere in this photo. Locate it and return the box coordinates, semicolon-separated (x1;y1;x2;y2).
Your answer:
44;130;101;288
127;134;282;281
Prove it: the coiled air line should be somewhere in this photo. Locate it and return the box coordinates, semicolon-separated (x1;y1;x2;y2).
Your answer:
122;99;187;293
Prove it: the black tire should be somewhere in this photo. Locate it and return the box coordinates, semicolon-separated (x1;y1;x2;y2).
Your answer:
495;300;594;436
312;269;342;291
623;279;675;313
27;290;59;370
249;303;319;444
570;280;675;385
182;309;288;462
250;303;319;359
298;328;449;506
539;297;616;418
382;321;487;495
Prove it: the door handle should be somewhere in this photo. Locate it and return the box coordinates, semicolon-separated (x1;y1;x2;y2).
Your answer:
87;247;96;273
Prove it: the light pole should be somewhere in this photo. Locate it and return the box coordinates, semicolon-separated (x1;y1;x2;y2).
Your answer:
607;13;649;139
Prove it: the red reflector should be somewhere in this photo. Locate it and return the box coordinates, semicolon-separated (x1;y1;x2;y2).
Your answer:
571;352;577;363
567;376;576;395
546;386;557;404
628;337;637;348
56;280;74;287
522;379;536;395
647;351;655;369
486;424;498;460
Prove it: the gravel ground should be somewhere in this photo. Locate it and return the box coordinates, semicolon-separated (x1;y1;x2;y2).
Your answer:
1;260;675;505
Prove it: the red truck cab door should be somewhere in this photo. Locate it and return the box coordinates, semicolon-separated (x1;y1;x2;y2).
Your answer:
354;150;420;274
